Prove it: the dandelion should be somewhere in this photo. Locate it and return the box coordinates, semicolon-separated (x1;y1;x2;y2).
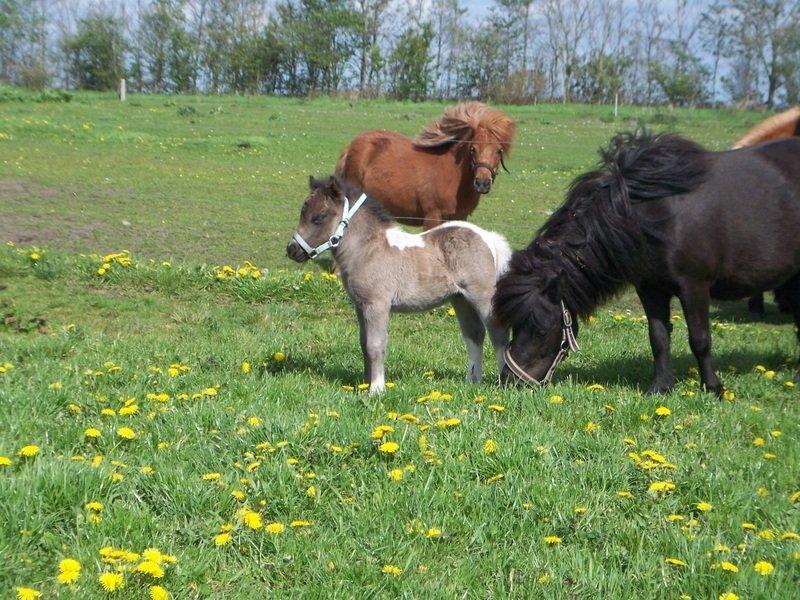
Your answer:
306;485;316;498
648;480;676;494
655;406;671;416
537;574;551;584
696;501;713;512
425;528;441;539
202;472;221;481
57;558;81;584
741;522;756;531
713;561;738;573
379;441;399;454
16;588;41;600
150;586;169;600
18;445;40;457
484;439;497;454
666;558;687;567
585;421;600;433
381;564;402;576
754;561;774;575
290;520;312;528
265;522;285;534
549;395;563;404
99;572;124;592
586;383;604;391
273;351;285;362
247;416;261;427
574;507;587;515
722;390;735;401
137;561;165;578
85;427;101;438
371;425;394;439
116;427;135;440
617;490;633;499
0;455;12;467
757;529;776;540
388;468;404;481
488;404;505;412
719;594;739;600
544;535;562;545
242;511;263;530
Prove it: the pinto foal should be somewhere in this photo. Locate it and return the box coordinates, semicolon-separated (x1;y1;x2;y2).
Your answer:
287;176;510;392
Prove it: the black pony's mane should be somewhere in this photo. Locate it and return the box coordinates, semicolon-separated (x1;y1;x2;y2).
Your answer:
494;131;708;332
309;175;393;223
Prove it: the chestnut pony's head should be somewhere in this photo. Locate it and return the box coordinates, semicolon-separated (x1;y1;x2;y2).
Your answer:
413;102;516;195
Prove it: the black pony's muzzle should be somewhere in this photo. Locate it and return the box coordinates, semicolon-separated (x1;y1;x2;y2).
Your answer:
286;240;309;263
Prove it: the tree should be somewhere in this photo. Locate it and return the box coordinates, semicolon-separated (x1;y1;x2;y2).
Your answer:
388;23;433;101
63;12;126;91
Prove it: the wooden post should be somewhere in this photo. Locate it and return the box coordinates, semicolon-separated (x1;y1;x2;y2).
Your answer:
614;91;619;118
119;78;126;102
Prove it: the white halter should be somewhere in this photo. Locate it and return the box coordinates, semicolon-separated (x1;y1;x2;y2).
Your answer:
292;193;368;259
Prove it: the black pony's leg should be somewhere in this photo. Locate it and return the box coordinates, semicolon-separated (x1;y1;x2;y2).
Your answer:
774;275;800;381
747;293;765;318
637;287;675;394
677;280;723;396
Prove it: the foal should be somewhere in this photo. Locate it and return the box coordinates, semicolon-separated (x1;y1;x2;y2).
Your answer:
286;176;511;392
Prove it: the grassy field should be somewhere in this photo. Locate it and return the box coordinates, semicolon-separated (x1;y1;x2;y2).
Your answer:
1;90;798;599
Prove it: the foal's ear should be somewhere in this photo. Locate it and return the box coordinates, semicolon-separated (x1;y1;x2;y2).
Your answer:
324;176;342;199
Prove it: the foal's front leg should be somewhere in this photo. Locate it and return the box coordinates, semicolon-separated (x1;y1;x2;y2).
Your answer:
678;280;722;395
637;288;676;393
358;302;391;393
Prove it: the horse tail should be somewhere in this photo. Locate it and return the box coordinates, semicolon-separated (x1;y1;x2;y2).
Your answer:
489;233;513;278
732;106;800;148
335;143;350;178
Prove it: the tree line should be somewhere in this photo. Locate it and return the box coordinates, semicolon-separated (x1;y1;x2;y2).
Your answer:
1;0;798;107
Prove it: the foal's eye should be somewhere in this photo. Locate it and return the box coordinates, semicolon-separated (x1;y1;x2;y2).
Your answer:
311;213;327;225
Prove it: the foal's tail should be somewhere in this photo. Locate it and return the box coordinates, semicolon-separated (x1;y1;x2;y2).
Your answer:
487;231;513;279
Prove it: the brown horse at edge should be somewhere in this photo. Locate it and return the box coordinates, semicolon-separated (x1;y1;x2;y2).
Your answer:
335;102;516;230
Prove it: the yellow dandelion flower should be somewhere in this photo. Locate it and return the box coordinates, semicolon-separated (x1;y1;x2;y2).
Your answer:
137;561;165;578
388;468;404;481
488;404;505;412
763;452;776;459
16;588;41;600
741;522;756;531
757;529;776;540
381;564;402;576
665;558;687;567
585;421;600;433
99;572;124;592
371;425;394;439
753;436;765;447
202;472;221;481
150;586;169;600
18;445;40;457
574;507;587;515
549;394;563;404
754;561;773;575
306;485;316;498
265;522;285;534
544;535;562;545
655;406;671;416
425;528;442;539
57;558;81;584
617;490;634;499
214;533;231;546
781;531;799;541
273;351;285;362
290;520;312;528
484;438;497;454
719;594;739;600
241;361;251;374
722;389;735;401
85;428;101;438
0;455;12;467
713;561;738;573
586;383;604;391
648;480;676;493
537;573;551;584
242;511;262;530
116;427;135;440
378;441;399;454
696;501;713;512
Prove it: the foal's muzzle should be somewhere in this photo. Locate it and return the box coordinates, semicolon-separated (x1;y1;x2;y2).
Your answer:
286;240;309;263
474;177;492;194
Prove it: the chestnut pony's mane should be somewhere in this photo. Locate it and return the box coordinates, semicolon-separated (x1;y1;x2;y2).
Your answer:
412;102;516;153
732;106;800;148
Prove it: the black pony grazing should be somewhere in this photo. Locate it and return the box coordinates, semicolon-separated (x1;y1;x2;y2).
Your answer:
494;131;800;394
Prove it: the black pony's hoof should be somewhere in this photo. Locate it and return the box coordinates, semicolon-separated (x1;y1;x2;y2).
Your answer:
647;380;675;395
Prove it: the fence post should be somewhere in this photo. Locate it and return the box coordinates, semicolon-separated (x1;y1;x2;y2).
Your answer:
119;78;126;102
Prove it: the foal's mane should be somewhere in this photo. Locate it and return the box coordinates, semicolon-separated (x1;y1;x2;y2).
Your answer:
413;102;516;153
732;106;800;148
494;132;708;332
309;176;393;223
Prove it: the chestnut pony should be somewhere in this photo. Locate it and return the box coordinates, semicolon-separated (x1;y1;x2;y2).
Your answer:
336;102;516;229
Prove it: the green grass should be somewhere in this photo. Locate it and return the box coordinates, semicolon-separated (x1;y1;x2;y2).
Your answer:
1;92;798;598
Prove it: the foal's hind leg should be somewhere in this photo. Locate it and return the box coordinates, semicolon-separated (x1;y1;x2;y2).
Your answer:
451;296;486;382
677;280;723;395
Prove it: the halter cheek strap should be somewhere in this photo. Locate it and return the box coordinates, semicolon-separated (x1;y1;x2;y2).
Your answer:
292;193;368;259
503;300;580;388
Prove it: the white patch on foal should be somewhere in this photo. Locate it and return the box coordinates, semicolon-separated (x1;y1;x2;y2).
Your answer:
386;227;425;250
430;221;512;277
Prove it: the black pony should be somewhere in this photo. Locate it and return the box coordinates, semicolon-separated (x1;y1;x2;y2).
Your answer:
494;131;800;394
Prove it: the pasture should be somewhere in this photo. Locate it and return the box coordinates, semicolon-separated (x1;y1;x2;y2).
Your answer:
1;91;798;598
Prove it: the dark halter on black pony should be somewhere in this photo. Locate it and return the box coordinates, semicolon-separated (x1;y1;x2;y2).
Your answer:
502;300;580;387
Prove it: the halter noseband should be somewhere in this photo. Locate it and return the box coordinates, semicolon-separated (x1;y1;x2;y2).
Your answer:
502;300;580;388
470;147;510;181
292;193;368;259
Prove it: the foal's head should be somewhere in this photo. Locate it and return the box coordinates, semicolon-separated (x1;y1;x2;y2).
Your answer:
493;252;579;387
286;177;346;262
413;101;516;195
